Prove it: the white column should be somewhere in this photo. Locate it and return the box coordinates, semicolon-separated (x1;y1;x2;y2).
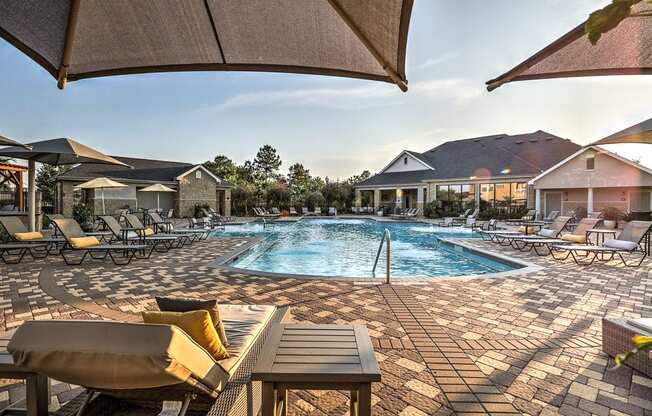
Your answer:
535;189;541;217
373;189;380;210
475;184;481;209
28;159;36;231
355;189;362;208
417;187;424;213
395;189;403;209
587;187;594;213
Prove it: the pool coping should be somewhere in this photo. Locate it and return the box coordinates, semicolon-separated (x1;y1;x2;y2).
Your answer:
207;227;543;283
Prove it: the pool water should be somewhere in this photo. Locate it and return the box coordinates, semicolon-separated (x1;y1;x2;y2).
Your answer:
216;219;515;278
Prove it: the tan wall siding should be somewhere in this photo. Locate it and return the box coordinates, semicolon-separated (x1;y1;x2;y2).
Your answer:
534;151;652;189
176;170;218;217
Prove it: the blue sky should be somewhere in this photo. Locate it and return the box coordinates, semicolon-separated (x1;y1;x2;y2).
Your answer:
1;0;650;178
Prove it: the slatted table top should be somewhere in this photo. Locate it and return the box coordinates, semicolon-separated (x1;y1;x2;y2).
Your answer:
252;324;381;383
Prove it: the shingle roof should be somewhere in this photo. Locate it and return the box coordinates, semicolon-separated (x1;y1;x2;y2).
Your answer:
357;131;581;187
58;156;194;183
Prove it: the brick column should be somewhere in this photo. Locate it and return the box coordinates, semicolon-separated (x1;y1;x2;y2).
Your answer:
373;189;380;210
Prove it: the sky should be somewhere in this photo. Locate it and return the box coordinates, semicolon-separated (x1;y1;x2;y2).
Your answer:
1;0;651;179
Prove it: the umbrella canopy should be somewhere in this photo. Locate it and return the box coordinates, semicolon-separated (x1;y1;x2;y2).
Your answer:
0;135;30;149
74;177;127;216
0;138;128;167
591;117;652;146
74;177;128;190
486;1;652;91
0;0;413;91
138;184;175;193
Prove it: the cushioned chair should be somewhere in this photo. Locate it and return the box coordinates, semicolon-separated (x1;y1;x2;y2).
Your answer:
551;221;652;267
8;305;290;416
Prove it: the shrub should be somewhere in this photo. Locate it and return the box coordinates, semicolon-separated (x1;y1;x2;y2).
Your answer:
601;207;625;222
72;203;93;230
194;203;210;218
305;191;326;210
265;183;292;210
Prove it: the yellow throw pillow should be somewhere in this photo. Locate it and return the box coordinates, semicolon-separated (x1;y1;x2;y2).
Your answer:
561;233;586;243
69;236;101;249
142;310;229;361
137;227;155;237
14;231;43;241
518;226;535;235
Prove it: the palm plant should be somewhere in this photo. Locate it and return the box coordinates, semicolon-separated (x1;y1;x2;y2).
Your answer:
613;335;652;368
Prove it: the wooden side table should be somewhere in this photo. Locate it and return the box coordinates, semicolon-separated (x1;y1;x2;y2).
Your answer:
252;324;381;416
0;330;50;416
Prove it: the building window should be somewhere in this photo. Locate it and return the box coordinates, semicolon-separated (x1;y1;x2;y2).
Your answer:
586;156;595;170
403;156;408;165
480;182;527;211
195;170;202;179
436;184;475;212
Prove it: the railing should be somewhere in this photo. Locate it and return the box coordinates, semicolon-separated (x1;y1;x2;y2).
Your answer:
372;228;391;284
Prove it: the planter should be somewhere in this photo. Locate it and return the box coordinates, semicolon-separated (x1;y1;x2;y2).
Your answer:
281;209;290;217
603;220;617;230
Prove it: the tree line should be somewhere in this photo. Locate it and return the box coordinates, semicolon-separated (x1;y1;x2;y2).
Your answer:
203;145;371;215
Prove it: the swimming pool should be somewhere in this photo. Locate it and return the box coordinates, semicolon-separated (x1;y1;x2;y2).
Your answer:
215;218;517;279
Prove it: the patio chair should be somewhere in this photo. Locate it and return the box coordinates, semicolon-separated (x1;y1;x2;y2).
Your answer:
542;210;560;224
149;212;211;240
98;215;179;256
270;207;281;215
314;207;322;215
602;318;651;377
434;217;455;227
8;305;290;416
551;220;652;267
515;218;602;256
328;207;337;216
163;209;174;219
0;242;50;264
494;216;572;247
301;207;309;216
289;207;298;216
0;216;63;256
471;218;497;232
208;208;232;223
122;213;192;248
51;218;146;266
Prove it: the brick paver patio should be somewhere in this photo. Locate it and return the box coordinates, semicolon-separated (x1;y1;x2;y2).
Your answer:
0;227;650;415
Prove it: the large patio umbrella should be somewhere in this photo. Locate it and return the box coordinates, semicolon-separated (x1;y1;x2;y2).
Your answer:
75;177;127;215
486;1;652;91
591;117;652;146
0;135;30;149
0;138;128;230
0;1;413;91
138;183;176;211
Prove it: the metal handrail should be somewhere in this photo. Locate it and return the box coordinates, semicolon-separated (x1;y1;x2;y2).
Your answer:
372;229;391;284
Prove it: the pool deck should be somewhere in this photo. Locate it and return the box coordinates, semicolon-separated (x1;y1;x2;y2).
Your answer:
0;220;651;415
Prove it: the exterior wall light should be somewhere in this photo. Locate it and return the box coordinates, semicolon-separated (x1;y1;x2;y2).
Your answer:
501;169;511;174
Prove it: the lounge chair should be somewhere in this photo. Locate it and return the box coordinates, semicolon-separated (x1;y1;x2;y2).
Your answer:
188;217;215;230
122;213;192;248
201;208;225;227
270;207;281;215
434;217;455;227
301;207;309;216
328;207;337;216
8;305;290;416
542;210;559;224
314;207;322;216
0;242;49;264
0;216;63;255
98;215;181;256
289;207;298;216
471;218;497;232
163;209;174;219
453;208;479;226
493;216;572;247
148;212;211;241
602;318;651;377
551;220;652;267
51;218;146;266
515;218;602;256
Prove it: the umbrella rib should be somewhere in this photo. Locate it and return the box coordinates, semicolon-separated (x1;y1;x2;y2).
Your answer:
204;0;227;64
57;0;81;90
326;0;408;92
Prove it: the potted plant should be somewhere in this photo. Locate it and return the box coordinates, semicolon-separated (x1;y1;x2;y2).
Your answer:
601;207;623;229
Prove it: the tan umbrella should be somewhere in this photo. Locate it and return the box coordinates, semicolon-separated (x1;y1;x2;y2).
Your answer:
0;135;30;149
591;117;652;146
0;138;128;230
75;177;128;215
486;1;652;91
0;1;413;91
138;183;176;210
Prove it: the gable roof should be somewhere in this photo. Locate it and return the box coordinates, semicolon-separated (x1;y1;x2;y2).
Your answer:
174;164;223;183
529;145;652;185
378;150;434;173
357;130;581;187
58;156;206;184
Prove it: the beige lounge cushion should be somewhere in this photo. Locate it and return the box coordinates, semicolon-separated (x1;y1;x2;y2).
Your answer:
156;296;229;347
561;233;586;243
7;320;229;392
218;304;276;374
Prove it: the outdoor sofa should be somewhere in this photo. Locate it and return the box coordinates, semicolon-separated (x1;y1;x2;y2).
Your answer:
8;304;290;416
52;218;146;266
551;220;652;267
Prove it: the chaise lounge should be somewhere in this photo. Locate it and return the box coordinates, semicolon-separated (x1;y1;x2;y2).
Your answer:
8;304;290;416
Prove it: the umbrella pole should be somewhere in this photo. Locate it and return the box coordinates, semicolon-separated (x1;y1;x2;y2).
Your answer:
102;188;106;215
28;159;36;231
157;192;160;210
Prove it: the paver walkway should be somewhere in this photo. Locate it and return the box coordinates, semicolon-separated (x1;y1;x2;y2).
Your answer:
0;231;650;415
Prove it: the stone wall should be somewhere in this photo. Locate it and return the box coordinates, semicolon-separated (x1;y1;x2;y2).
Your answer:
176;169;218;217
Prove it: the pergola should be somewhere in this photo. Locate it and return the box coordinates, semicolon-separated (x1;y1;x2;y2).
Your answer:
0;162;26;210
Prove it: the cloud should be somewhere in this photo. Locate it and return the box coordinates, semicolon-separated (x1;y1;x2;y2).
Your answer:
416;52;460;70
213;77;480;111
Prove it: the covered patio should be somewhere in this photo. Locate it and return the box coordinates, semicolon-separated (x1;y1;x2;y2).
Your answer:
355;186;427;213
